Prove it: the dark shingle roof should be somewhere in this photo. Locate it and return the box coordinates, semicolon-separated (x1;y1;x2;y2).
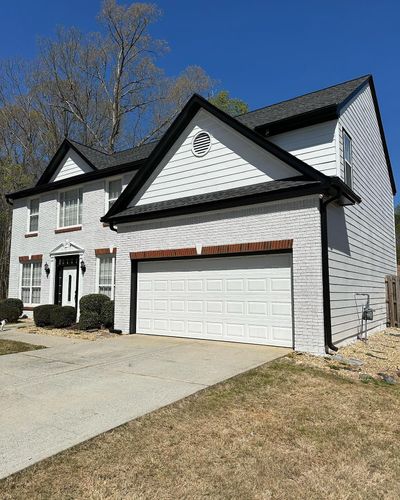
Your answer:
73;75;369;169
69;140;158;170
109;177;321;221
236;75;370;129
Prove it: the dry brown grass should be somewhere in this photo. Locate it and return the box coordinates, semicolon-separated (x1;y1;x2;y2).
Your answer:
0;338;45;356
1;354;400;499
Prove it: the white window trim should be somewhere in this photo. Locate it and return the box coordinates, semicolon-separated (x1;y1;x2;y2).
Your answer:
20;261;42;306
27;198;40;234
342;129;353;188
96;254;116;300
105;177;123;213
57;186;83;230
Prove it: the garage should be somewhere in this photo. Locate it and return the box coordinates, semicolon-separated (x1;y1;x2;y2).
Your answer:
135;253;293;347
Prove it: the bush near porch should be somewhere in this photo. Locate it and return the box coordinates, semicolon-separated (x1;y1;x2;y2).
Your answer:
78;294;114;330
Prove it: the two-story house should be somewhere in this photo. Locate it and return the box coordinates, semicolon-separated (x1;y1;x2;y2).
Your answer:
7;75;396;355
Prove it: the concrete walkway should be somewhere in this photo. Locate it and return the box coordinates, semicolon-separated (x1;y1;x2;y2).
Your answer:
0;328;289;479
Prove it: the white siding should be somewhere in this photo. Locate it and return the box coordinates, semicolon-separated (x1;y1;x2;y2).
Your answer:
268;121;338;176
51;150;93;182
134;109;299;206
328;84;396;344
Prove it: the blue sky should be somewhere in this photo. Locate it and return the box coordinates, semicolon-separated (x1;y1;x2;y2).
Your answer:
1;0;399;201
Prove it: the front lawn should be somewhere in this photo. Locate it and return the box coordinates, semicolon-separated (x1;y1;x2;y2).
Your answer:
1;353;400;499
0;339;45;356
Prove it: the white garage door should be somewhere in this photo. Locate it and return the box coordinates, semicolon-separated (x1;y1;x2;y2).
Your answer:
136;254;293;347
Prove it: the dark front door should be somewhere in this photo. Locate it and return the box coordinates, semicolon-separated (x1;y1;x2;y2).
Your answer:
54;255;79;308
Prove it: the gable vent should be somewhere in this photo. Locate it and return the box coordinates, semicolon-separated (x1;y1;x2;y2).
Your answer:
192;131;211;157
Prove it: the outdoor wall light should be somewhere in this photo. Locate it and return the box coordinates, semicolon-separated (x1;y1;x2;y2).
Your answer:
80;260;86;274
44;262;50;277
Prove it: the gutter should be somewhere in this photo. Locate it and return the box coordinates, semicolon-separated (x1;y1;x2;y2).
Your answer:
319;190;341;353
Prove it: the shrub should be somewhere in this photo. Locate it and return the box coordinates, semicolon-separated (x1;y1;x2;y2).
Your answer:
33;304;57;327
78;311;101;330
101;300;114;328
79;294;110;315
50;306;76;328
2;298;23;317
0;303;20;323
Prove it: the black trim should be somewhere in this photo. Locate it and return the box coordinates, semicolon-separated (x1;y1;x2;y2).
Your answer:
319;195;339;353
107;184;324;224
7;161;144;200
54;255;79;309
104;178;360;224
363;77;396;195
130;260;138;333
256;105;338;136
36;139;97;186
104;94;329;221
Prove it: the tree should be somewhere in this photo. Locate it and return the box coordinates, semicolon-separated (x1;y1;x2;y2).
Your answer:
0;0;216;298
0;161;33;299
209;90;248;116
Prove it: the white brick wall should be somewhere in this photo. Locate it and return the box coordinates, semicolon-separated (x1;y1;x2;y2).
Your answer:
114;195;325;355
8;172;134;311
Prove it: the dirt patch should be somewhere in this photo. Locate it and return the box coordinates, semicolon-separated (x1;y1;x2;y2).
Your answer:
290;328;400;383
17;319;117;341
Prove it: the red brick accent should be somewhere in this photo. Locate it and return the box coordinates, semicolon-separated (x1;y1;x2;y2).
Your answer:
23;306;35;311
130;240;293;260
19;254;43;263
54;226;82;234
95;248;117;256
25;232;38;238
102;222;109;227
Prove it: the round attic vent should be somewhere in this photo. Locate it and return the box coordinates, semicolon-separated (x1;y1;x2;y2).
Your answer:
192;131;211;157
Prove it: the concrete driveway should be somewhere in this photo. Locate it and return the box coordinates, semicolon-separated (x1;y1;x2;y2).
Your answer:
0;329;289;479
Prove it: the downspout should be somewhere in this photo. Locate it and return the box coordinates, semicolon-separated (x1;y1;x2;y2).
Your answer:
319;190;341;354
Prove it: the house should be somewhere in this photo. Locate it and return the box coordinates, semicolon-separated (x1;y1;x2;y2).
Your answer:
6;75;396;355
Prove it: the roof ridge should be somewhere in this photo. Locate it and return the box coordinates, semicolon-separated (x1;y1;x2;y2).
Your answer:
235;74;371;118
69;139;111;156
111;139;160;156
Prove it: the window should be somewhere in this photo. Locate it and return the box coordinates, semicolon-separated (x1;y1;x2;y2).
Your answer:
343;130;353;188
29;199;39;233
21;262;41;304
98;256;116;299
107;179;122;210
59;188;83;227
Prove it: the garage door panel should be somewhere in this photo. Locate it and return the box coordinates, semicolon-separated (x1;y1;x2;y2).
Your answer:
136;254;293;347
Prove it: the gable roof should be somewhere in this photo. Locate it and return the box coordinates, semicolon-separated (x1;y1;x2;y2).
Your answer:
6;74;395;201
102;94;358;223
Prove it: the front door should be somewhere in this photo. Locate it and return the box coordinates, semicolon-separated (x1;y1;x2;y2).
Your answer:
54;255;79;308
62;266;78;307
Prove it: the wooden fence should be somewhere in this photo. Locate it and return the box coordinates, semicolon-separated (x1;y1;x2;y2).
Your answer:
385;275;400;327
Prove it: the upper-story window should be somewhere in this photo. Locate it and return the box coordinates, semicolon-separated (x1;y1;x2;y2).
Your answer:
107;179;122;211
59;188;83;228
28;199;39;233
343;130;353;188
